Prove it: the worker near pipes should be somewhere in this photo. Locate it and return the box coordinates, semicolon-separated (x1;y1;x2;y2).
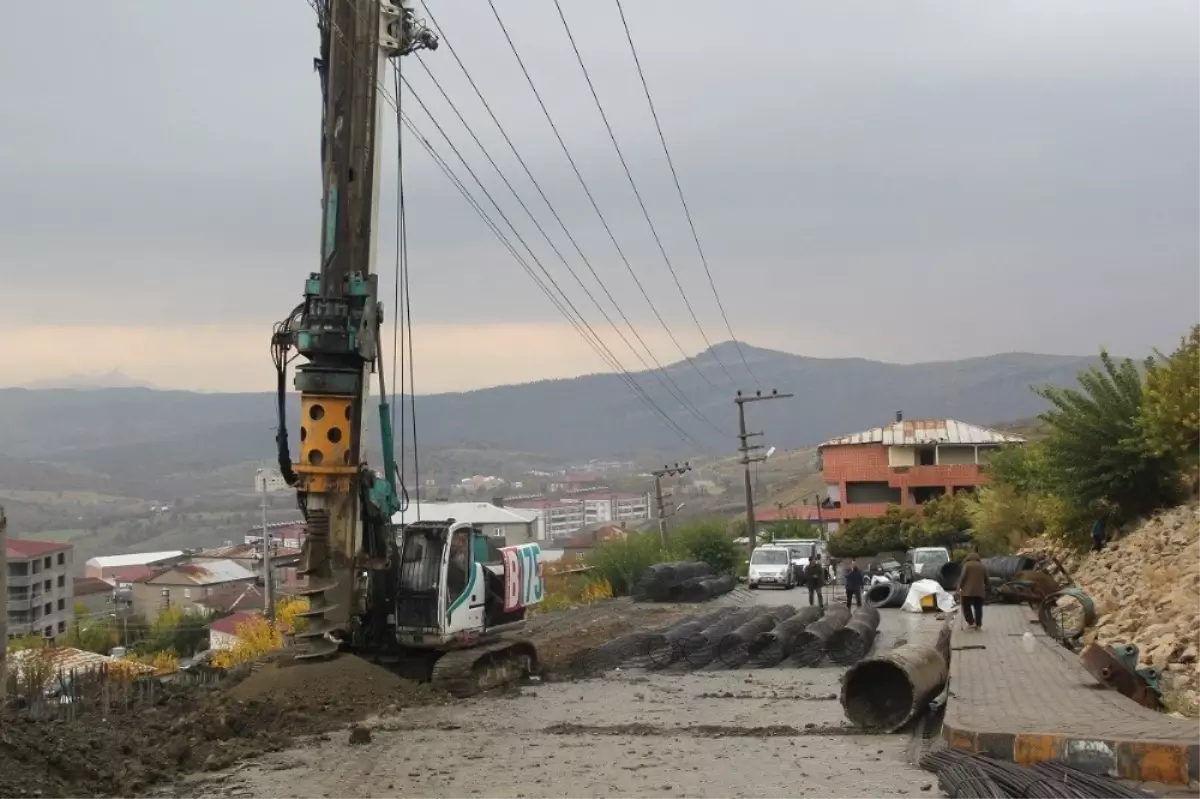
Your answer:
958;552;988;631
843;559;864;608
803;554;826;608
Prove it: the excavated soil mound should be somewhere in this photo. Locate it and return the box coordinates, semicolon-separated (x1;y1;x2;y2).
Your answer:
228;652;445;722
0;654;447;798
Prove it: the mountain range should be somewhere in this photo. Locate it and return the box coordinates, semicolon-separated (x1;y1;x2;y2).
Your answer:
1;342;1096;475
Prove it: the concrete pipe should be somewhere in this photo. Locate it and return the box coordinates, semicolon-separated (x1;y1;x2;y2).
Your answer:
683;607;765;668
715;607;795;668
840;643;948;732
868;581;909;609
826;604;881;665
789;604;852;667
747;606;824;667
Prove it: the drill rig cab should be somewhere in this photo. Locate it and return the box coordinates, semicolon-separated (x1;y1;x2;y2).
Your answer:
355;520;545;695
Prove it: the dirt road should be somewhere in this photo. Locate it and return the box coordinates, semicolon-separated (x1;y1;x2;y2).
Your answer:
171;589;944;798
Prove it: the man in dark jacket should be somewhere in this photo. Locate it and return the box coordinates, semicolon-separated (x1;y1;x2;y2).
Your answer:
803;555;826;608
843;559;864;608
957;552;988;631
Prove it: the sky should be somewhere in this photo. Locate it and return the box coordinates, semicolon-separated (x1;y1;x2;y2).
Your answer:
1;0;1196;393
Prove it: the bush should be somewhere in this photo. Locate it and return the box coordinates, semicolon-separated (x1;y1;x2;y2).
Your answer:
1036;349;1185;523
584;532;667;596
827;496;972;557
1138;325;1199;483
670;519;740;575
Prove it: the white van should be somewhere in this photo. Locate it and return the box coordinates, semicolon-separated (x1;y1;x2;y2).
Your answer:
747;545;795;589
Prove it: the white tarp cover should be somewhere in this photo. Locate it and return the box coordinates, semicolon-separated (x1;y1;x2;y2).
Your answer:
901;579;957;613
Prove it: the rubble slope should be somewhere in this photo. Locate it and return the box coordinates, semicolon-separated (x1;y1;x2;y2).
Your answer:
1028;502;1200;716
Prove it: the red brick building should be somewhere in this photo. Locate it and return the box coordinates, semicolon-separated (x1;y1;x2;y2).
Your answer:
759;417;1024;528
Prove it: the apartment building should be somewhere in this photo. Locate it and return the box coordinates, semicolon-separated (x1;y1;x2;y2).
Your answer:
509;491;652;541
5;539;75;641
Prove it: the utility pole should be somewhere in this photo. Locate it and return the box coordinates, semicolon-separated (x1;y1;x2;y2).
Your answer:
735;390;793;561
1;503;7;703
259;469;275;623
652;463;691;547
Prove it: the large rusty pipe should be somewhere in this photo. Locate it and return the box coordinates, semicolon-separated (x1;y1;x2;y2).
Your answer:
840;643;948;732
826;604;881;665
715;606;796;668
748;606;824;667
789;604;851;666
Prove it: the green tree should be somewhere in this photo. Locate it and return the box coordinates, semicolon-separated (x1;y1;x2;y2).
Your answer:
1036;350;1183;522
670;519;739;574
763;518;823;541
1138;325;1199;481
911;494;970;547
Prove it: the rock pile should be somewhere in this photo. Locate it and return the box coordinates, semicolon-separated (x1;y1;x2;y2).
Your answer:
1023;502;1200;716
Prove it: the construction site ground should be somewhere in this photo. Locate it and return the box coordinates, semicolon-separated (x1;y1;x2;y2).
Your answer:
943;603;1200;786
165;587;946;799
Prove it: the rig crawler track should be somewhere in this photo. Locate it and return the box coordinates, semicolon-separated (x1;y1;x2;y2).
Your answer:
428;639;539;698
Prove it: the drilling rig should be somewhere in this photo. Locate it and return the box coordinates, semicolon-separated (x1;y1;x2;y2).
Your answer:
269;0;544;695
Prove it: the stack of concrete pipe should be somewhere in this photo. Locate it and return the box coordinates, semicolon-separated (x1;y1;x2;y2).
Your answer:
714;606;796;668
747;606;825;667
789;604;852;666
826;604;881;665
681;606;765;668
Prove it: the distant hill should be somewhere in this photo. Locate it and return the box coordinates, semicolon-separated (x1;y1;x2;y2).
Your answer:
22;370;157;390
0;341;1096;474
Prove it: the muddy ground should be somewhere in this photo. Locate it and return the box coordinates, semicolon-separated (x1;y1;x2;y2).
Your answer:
0;599;692;798
165;591;946;799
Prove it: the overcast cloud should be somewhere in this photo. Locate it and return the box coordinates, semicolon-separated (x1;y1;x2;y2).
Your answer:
1;0;1196;392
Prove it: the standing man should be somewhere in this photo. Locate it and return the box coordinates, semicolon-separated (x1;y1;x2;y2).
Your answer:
958;552;988;631
803;554;826;609
844;559;864;609
1091;514;1108;552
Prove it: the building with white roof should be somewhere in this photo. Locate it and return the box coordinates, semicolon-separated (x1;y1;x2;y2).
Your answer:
391;501;540;546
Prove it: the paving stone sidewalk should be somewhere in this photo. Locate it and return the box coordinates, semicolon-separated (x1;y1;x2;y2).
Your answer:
942;603;1199;786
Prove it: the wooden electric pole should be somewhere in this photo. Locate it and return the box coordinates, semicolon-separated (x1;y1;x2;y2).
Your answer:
735;389;793;561
652;462;691;547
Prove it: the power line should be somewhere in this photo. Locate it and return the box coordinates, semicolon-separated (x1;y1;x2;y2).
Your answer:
551;0;738;387
302;0;702;450
393;103;700;449
484;0;727;394
612;0;760;387
406;51;727;437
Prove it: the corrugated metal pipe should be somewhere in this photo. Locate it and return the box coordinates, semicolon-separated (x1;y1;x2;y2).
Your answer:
747;606;824;667
789;604;852;666
715;606;796;668
642;607;736;668
682;606;764;668
868;581;909;608
826;604;881;665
